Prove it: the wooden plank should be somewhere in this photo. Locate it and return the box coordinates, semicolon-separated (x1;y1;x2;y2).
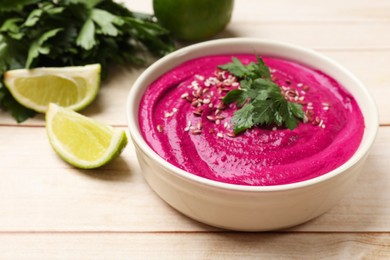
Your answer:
220;23;390;50
0;233;389;259
230;0;390;23
0;1;388;258
126;0;390;49
0;126;214;232
0;125;389;232
127;0;390;22
0;66;143;126
1;50;389;126
291;126;390;231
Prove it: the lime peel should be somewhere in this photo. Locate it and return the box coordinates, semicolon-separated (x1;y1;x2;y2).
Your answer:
46;103;127;169
3;64;101;113
153;0;234;42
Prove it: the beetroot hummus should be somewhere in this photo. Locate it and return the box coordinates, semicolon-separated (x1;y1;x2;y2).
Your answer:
139;55;365;186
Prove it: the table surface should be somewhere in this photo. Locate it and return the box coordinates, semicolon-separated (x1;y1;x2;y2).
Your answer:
1;0;390;259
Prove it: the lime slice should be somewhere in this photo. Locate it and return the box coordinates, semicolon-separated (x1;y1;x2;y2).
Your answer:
153;0;234;42
46;103;127;169
3;64;101;113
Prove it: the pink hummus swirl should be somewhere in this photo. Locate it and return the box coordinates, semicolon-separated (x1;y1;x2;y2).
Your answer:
139;55;365;186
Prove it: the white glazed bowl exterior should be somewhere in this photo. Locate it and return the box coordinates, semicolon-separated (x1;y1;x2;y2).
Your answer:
127;38;378;231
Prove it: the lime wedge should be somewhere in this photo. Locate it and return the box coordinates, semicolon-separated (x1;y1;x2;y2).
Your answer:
46;103;127;169
3;64;101;113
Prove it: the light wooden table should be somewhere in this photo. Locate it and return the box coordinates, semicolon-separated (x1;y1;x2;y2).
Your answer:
1;0;389;259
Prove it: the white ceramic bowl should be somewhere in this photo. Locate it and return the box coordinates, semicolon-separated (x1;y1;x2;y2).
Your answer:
126;38;378;231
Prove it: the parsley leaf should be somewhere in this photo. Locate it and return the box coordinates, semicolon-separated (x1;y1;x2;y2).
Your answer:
26;28;63;68
0;0;176;122
76;18;95;50
219;56;304;134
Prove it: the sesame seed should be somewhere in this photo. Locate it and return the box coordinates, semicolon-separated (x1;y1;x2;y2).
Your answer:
181;93;189;99
207;77;219;86
203;98;211;104
191;100;199;107
195;75;205;81
193;107;203;116
184;121;191;131
207;115;216;121
312;116;321;125
157;125;163;132
191;129;202;135
191;81;199;88
216;103;225;110
226;132;236;137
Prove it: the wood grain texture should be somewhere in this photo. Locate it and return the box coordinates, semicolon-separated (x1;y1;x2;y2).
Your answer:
0;233;389;259
0;0;389;258
1;50;389;126
0;126;388;232
128;0;390;22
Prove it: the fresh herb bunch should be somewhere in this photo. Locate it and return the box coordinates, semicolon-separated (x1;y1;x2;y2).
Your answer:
0;0;175;122
220;56;304;134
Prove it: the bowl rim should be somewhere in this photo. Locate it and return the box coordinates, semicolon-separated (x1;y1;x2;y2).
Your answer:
126;37;379;192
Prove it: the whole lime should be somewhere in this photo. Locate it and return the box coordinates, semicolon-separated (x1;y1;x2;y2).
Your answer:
153;0;234;42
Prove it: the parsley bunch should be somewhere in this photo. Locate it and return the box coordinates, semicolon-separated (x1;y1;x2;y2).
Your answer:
220;57;304;134
0;0;175;122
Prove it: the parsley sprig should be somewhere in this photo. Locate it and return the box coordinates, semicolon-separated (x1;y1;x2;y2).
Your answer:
0;0;175;122
219;56;304;134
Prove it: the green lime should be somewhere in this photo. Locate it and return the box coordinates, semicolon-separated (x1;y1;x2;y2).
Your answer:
46;103;128;169
153;0;234;42
3;64;101;113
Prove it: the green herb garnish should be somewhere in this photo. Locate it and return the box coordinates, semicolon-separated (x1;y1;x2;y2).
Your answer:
219;56;304;134
0;0;175;122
